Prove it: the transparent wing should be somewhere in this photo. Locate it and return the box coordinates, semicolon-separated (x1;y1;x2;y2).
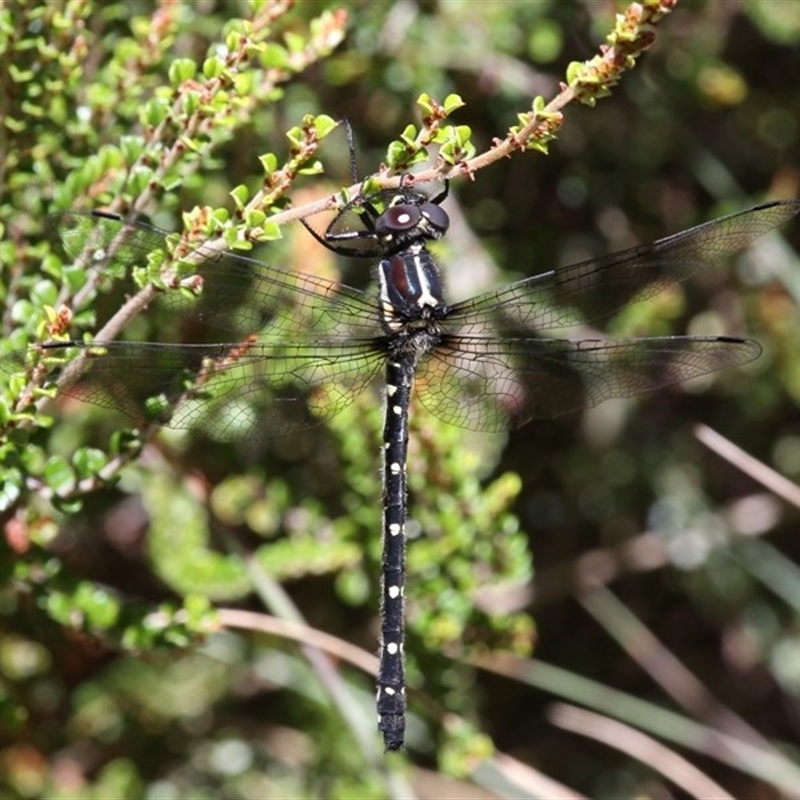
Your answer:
48;211;385;339
415;335;762;430
6;202;794;438
2;212;391;439
5;337;386;440
448;201;800;334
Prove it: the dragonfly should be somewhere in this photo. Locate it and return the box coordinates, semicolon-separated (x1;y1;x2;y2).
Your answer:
3;184;799;751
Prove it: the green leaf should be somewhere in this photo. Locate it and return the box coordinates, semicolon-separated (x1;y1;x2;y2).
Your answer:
118;135;146;163
43;455;74;492
230;183;250;209
566;60;583;84
224;227;253;250
74;583;121;630
243;209;266;228
443;93;465;114
202;55;225;79
259;152;278;176
284;31;305;53
260;42;289;69
312;114;339;138
417;92;435;116
454;124;472;144
168;58;197;85
72;447;108;479
0;470;22;512
251;220;281;241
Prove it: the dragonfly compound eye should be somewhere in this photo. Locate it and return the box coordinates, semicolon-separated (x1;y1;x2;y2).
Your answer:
375;204;422;236
420;201;449;235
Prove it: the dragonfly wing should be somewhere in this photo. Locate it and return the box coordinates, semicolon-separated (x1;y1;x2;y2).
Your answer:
49;211;384;340
415;335;762;430
3;338;386;441
449;201;800;334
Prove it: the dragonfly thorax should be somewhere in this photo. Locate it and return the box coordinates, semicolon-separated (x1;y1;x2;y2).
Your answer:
377;246;447;334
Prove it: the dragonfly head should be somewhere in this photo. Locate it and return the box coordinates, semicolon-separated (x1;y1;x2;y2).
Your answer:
375;196;450;250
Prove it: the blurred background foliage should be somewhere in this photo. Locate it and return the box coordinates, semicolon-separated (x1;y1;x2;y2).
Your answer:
1;0;800;797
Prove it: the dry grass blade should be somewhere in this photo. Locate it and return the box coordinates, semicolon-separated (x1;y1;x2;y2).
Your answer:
694;424;800;509
549;703;735;800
